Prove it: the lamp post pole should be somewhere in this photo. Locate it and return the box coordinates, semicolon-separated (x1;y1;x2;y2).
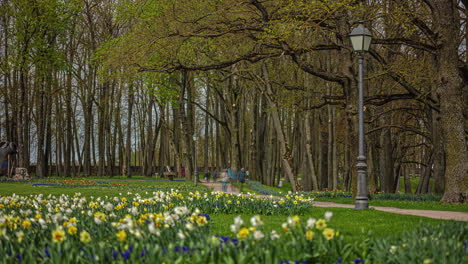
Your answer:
355;54;369;210
349;22;371;210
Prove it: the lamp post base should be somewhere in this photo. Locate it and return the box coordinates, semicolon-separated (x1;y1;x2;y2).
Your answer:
355;197;369;210
355;156;369;210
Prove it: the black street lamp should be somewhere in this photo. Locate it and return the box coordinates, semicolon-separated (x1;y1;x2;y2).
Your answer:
349;23;372;210
193;133;199;186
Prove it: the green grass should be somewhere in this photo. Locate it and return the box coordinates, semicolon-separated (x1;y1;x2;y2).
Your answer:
230;182;262;195
210;208;448;242
0;178;209;197
313;198;468;212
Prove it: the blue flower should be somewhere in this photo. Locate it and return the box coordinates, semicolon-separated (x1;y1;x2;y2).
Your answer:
112;250;119;260
335;257;343;264
121;251;131;260
44;248;50;258
16;254;22;263
354;258;364;263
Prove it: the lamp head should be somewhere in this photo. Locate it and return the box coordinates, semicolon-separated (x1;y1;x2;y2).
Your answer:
349;23;372;52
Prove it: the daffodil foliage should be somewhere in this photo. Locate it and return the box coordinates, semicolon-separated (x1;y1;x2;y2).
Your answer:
0;191;345;263
0;192;466;263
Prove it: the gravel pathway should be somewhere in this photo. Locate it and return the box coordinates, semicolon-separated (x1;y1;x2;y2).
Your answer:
313;201;468;221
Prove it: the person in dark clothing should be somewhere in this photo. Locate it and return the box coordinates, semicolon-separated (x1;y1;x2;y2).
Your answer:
238;168;246;192
204;171;210;182
212;171;218;182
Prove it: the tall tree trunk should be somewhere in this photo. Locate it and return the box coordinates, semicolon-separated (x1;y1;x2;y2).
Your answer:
304;111;319;190
433;0;468;203
262;63;300;192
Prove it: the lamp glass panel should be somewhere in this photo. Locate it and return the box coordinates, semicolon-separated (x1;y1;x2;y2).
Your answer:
350;35;364;51
363;36;372;51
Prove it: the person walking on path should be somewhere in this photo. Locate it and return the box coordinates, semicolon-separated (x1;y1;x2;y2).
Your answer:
221;169;230;192
212;170;218;182
204;170;211;182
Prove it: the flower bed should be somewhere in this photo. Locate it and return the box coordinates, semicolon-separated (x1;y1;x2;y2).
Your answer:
0;192;338;263
31;179;206;193
0;192;465;263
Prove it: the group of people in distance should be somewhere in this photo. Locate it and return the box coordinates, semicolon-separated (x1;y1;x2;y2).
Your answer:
203;168;248;192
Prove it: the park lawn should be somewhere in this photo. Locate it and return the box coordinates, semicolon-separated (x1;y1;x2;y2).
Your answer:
210;208;448;242
230;182;262;195
313;197;468;212
0;179;209;197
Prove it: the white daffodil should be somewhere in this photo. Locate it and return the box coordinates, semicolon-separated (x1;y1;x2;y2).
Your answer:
324;211;333;221
104;203;114;211
253;230;265;240
234;216;244;226
270;230;280;240
131;207;138;216
174;206;189;216
177;230;186;240
230;224;239;233
185;223;195;231
250;215;263;227
307;218;316;229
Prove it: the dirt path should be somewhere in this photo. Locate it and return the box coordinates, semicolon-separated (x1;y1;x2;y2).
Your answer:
199;181;240;194
313;201;468;221
199;181;468;222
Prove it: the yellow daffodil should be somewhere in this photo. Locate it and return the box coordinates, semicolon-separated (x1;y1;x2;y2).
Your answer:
79;231;91;243
16;231;24;243
52;228;66;243
306;231;314;241
316;219;327;230
196;216;207;226
67;226;78;235
116;230;127;242
237;227;250;239
322;228;335;240
21;220;31;229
